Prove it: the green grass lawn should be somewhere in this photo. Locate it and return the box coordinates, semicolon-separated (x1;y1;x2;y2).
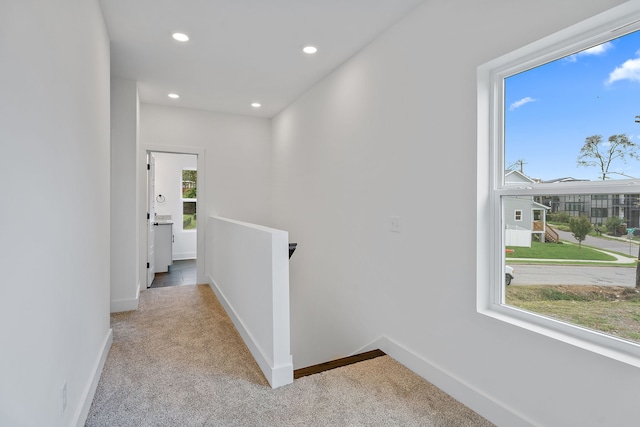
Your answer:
505;230;640;345
183;214;197;230
506;286;640;343
506;241;616;261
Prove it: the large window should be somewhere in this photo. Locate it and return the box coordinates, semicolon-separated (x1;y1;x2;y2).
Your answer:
478;2;640;366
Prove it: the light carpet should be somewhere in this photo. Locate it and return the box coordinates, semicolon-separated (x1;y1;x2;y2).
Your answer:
85;284;494;426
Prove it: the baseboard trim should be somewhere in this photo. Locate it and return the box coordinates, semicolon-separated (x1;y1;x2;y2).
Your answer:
362;336;534;427
294;349;386;379
110;295;139;313
74;328;113;427
207;275;293;389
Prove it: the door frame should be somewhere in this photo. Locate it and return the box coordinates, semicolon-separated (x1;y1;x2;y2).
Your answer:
140;144;206;288
147;152;156;287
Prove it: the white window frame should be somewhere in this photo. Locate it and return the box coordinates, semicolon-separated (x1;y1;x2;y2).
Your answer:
182;168;197;232
477;1;640;368
514;210;522;222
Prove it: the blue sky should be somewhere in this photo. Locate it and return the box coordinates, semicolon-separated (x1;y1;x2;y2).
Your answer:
505;29;640;181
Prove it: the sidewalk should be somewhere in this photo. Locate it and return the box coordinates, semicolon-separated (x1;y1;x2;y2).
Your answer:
555;229;639;258
507;230;638;264
508;251;634;264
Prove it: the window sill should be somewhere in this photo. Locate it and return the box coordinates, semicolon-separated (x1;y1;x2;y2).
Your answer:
478;303;640;369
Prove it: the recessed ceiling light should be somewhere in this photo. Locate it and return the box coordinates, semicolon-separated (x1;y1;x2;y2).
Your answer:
302;45;318;54
172;33;189;42
168;93;180;99
251;102;261;108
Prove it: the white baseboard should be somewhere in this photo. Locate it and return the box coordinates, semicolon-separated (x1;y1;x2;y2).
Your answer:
360;336;534;427
207;275;293;389
173;252;196;260
74;328;113;427
110;295;139;313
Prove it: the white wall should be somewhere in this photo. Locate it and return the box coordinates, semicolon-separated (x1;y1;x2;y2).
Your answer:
111;77;140;312
138;104;272;286
140;104;272;225
207;216;293;388
0;1;112;426
271;0;638;425
153;153;198;260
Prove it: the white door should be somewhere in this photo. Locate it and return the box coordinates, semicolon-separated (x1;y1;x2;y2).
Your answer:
147;153;156;287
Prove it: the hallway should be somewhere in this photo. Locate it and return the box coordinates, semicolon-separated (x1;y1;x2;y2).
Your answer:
85;284;494;426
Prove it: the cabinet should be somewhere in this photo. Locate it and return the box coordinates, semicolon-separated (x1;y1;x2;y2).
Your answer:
154;222;173;273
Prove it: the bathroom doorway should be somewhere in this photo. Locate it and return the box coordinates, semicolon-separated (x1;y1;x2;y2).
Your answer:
146;150;200;288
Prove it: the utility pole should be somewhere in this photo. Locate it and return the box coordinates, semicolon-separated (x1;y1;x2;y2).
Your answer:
635;115;640;287
507;159;527;173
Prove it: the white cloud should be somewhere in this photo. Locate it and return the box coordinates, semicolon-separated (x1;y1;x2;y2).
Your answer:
583;42;614;56
607;56;640;85
509;97;537;111
565;41;614;62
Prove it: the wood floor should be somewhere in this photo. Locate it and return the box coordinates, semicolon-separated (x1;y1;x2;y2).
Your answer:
293;349;386;379
150;259;196;288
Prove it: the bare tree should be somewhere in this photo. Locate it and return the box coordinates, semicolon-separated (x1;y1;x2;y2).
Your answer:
507;159;527;173
577;134;638;180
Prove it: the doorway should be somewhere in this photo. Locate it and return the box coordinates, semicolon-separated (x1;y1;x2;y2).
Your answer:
145;148;203;288
149;259;197;288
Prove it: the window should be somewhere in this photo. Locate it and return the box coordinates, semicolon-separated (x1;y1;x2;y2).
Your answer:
182;169;197;230
565;203;584;212
591;207;607;218
478;2;640;366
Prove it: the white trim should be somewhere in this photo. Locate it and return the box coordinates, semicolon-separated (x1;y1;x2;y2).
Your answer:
483;1;640;88
514;209;522;221
359;337;534;427
111;281;140;312
207;276;294;389
110;296;139;313
479;304;640;368
73;329;113;427
477;0;640;369
173;252;197;261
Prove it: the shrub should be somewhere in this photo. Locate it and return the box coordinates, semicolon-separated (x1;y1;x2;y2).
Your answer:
605;216;625;236
549;211;571;223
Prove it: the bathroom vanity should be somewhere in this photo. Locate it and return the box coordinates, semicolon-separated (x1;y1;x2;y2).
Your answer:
154;221;173;273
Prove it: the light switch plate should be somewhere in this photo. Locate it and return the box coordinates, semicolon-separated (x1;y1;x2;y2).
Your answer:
390;216;400;232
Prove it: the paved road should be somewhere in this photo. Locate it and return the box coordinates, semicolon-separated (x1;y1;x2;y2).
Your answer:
511;264;635;287
510;229;638;287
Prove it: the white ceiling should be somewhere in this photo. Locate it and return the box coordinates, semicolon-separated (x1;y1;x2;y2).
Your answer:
98;0;425;118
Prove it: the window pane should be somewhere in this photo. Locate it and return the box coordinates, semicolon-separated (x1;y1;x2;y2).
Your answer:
182;170;197;198
183;201;196;230
504;30;640;183
503;194;640;344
